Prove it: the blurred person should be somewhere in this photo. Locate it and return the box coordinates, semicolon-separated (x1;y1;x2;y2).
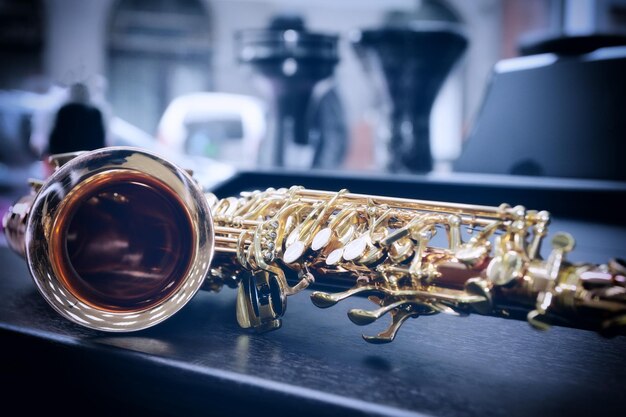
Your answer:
86;74;114;145
28;83;68;157
47;82;106;157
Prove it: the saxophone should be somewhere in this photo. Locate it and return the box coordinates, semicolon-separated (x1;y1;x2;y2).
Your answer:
3;147;625;342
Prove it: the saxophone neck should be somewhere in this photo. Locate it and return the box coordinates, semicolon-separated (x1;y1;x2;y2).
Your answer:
520;255;626;335
2;155;84;258
3;194;36;258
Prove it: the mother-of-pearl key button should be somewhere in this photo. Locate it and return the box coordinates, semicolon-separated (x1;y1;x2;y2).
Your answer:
311;227;332;251
325;247;344;265
343;236;367;261
286;227;300;247
283;240;305;264
455;245;487;265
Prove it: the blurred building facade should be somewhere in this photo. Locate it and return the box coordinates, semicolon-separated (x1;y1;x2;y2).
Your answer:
2;0;625;169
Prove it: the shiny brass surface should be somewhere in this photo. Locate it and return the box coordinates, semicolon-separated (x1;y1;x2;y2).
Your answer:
3;147;625;341
5;148;213;331
49;170;195;312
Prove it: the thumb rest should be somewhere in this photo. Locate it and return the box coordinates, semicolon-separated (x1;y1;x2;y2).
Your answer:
3;147;626;342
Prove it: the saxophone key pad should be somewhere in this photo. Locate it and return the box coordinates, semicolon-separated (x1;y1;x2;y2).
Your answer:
326;247;344;265
343;236;368;261
283;241;305;264
311;227;332;251
286;227;300;247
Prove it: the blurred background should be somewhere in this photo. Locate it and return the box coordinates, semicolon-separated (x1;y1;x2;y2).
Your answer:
1;0;626;198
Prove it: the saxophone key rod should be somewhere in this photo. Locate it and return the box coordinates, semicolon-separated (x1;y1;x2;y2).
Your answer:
295;188;503;217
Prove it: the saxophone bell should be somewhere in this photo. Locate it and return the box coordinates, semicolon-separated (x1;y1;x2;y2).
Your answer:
3;147;215;332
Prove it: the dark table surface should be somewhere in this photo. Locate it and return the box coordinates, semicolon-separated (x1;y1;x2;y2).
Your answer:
1;171;626;417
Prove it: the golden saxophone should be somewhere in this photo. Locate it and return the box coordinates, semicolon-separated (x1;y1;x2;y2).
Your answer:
3;147;625;342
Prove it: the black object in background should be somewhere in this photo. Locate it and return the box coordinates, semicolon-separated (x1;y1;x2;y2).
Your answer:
48;83;105;155
455;40;626;181
352;21;467;173
49;103;105;154
235;15;347;169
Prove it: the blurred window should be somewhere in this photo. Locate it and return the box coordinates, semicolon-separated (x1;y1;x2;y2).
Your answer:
157;92;266;168
0;0;44;89
185;118;245;158
107;0;212;134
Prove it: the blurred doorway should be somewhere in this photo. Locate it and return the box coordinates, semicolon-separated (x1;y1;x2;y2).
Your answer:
108;0;213;135
0;0;45;90
0;0;45;166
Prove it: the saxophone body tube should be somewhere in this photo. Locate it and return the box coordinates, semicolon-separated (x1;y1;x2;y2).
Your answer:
3;147;625;342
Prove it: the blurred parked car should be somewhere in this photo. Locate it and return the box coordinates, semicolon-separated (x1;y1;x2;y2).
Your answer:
156;92;266;168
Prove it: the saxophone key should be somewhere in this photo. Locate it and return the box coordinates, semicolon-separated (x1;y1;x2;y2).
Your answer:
325;247;345;266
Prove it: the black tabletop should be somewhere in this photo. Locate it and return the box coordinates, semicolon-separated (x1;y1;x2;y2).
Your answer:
2;242;626;416
2;172;626;417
